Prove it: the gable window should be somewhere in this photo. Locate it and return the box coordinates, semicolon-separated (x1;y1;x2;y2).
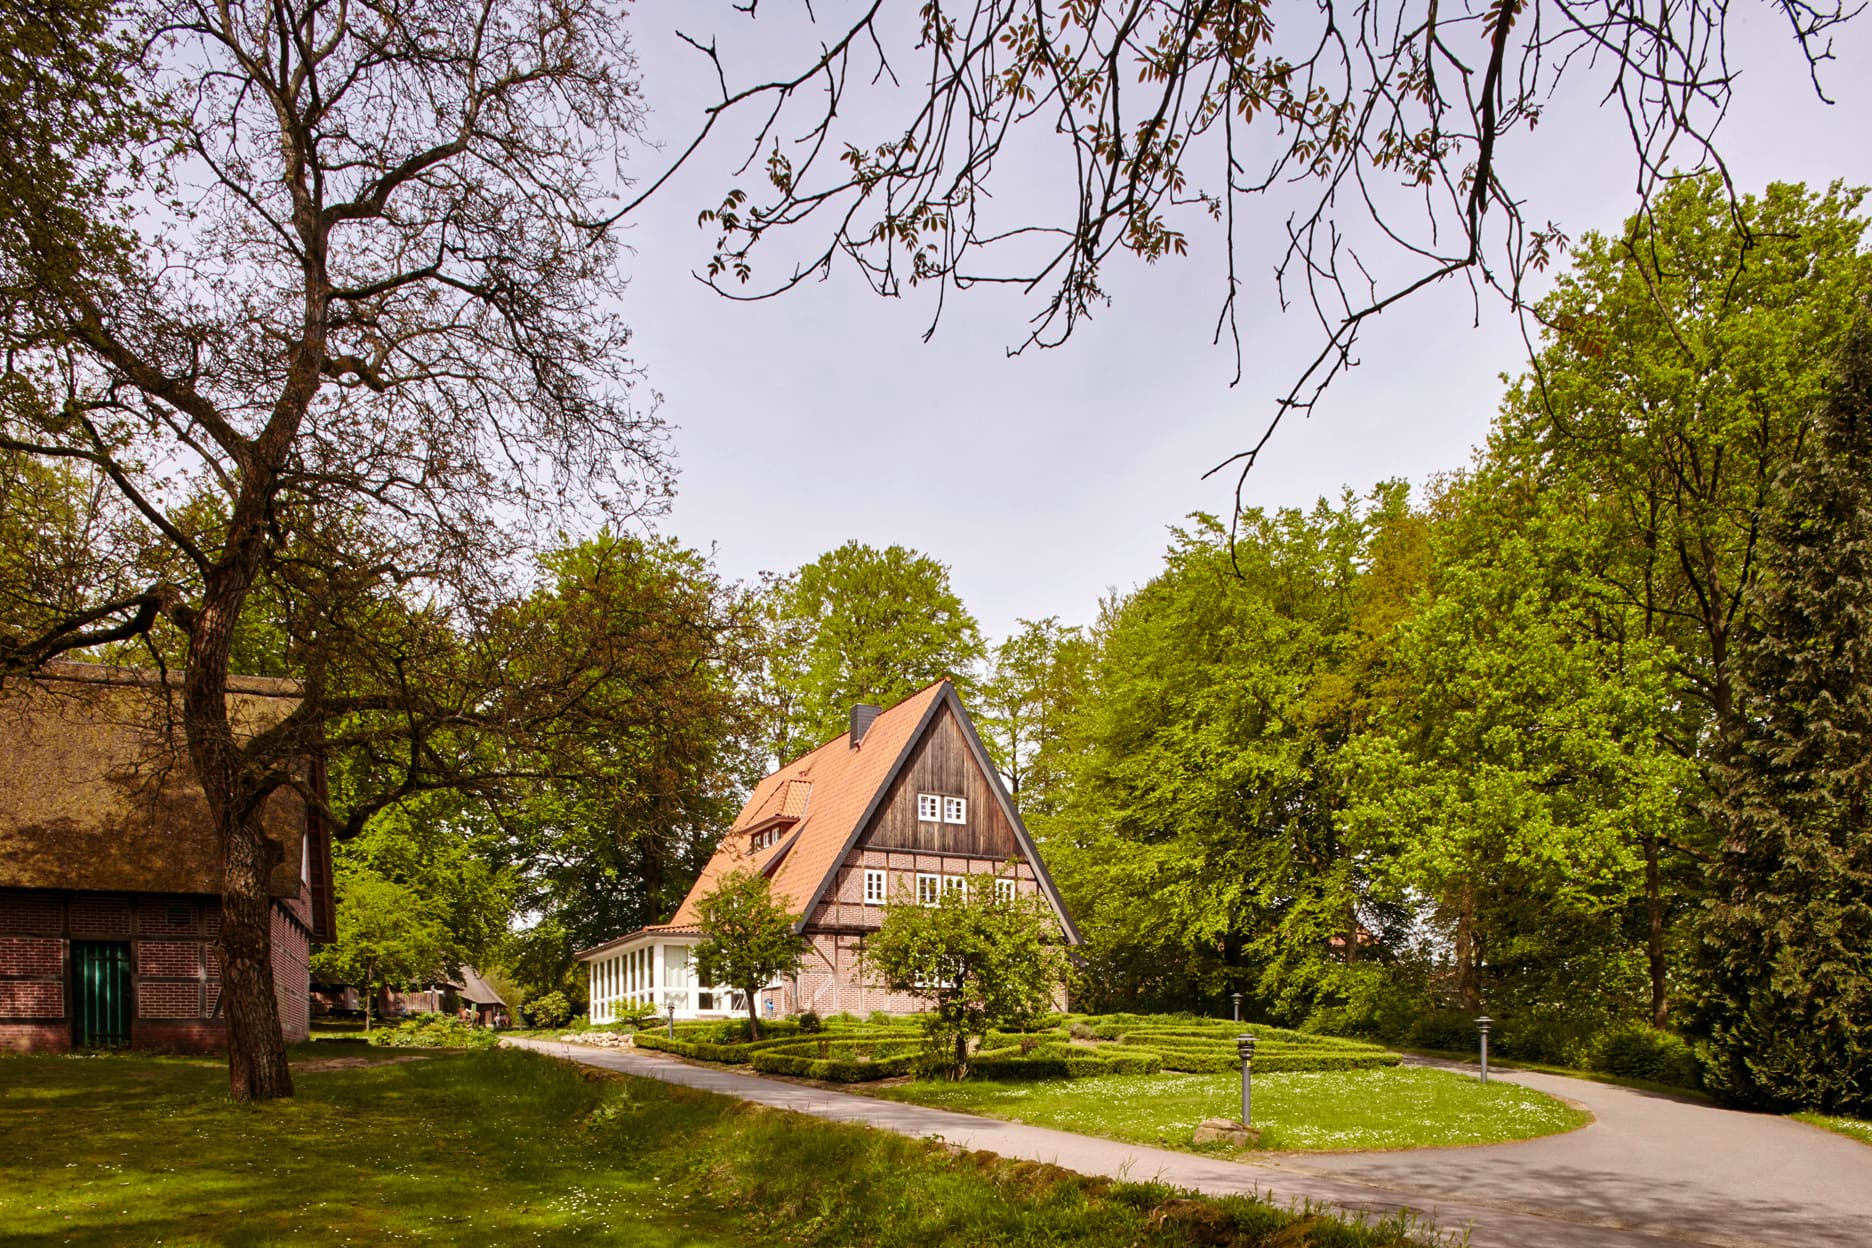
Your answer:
863;869;888;905
917;793;941;822
942;874;967;899
915;873;941;905
942;796;967;824
994;878;1016;903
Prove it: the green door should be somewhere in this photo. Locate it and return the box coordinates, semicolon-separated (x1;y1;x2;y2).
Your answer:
71;941;132;1048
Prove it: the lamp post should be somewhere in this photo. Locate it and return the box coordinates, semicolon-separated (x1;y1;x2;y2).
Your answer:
1235;1034;1257;1126
666;1000;677;1039
1230;992;1244;1023
1475;1016;1493;1084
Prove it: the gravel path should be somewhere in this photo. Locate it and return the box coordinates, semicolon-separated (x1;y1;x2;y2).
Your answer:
504;1037;1872;1247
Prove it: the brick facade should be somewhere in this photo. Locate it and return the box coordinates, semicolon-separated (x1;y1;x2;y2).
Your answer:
0;888;313;1052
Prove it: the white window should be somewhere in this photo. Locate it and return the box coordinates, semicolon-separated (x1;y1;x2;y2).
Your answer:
942;874;967;899
917;793;941;822
994;878;1016;903
915;873;941;905
942;796;968;824
863;869;887;905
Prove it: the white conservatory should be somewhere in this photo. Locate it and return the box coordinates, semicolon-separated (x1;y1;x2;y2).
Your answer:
578;928;749;1023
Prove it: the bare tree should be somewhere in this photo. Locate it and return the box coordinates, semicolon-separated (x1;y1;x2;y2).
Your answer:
633;0;1859;506
1;0;660;1100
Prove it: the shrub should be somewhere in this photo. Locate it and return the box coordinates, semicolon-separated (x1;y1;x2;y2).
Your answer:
368;1013;497;1050
1405;1010;1481;1053
523;991;573;1030
796;1010;824;1033
1593;1027;1703;1090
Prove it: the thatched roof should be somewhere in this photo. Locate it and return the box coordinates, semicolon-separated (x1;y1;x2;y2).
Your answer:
0;662;312;899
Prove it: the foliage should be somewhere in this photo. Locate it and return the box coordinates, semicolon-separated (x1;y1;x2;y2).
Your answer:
978;618;1093;812
522;992;573;1031
797;1010;824;1033
862;879;1068;1077
0;1049;1435;1247
1591;1028;1703;1091
1691;320;1872;1117
0;0;663;1100
693;869;810;1039
1043;487;1426;1018
366;1013;498;1050
309;868;455;1034
754;542;984;759
493;533;761;973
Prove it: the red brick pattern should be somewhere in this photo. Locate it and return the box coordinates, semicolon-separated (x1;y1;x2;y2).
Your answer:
68;896;132;938
136;940;203;977
0;936;63;977
0;980;63;1017
271;905;311;1043
0;893;63;935
138;980;204;1019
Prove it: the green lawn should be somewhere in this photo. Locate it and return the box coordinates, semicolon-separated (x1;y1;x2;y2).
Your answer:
0;1045;1433;1247
869;1065;1591;1153
1792;1111;1872;1147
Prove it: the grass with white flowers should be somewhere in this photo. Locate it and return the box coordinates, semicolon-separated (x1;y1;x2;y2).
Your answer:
869;1064;1590;1153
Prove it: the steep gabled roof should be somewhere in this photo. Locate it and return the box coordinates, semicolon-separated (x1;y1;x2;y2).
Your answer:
668;681;947;926
666;680;1080;944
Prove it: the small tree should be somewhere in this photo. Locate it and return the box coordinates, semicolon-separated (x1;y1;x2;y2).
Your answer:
692;870;808;1040
309;869;452;1034
863;878;1068;1078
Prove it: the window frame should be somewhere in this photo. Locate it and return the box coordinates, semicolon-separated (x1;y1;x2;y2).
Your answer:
993;877;1017;903
941;874;967;899
942;796;968;824
916;793;942;822
915;873;941;905
863;869;888;906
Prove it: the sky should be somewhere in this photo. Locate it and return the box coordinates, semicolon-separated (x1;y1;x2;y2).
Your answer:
606;3;1872;643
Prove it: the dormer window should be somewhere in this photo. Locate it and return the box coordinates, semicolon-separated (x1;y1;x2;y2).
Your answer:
751;826;783;852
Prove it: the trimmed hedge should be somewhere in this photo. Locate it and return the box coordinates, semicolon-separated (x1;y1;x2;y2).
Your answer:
749;1048;922;1081
631;1031;810;1063
966;1043;1164;1081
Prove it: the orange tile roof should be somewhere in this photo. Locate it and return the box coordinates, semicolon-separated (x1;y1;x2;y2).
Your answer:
668;680;948;927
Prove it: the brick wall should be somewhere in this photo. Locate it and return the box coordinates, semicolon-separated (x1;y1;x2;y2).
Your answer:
271;903;311;1043
0;888;315;1051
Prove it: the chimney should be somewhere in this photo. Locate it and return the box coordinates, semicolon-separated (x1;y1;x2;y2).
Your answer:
849;703;883;746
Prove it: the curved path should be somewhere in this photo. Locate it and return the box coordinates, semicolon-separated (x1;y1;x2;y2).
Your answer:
505;1038;1872;1247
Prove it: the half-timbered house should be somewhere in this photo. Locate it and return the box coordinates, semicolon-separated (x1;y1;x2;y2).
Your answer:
576;680;1078;1021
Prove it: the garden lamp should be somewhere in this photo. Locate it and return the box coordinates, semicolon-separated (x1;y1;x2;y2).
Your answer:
1235;1033;1257;1125
1475;1016;1493;1084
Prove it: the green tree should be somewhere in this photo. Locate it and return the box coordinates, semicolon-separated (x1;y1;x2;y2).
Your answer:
0;0;658;1102
1490;175;1871;1025
1341;473;1696;1033
692;870;808;1040
757;543;983;755
310;868;453;1033
1692;321;1872;1115
1043;487;1423;1018
862;876;1068;1078
979;617;1093;814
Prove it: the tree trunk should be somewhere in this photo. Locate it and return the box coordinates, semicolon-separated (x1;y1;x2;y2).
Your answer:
954;1029;968;1080
219;805;293;1100
187;557;294;1102
746;984;761;1040
364;958;376;1034
1644;832;1669;1028
1453;884;1481;1013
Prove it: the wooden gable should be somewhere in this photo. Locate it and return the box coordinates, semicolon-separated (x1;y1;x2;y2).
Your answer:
857;703;1020;859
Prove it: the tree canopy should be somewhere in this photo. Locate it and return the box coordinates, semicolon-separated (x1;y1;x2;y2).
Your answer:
693;870;809;1040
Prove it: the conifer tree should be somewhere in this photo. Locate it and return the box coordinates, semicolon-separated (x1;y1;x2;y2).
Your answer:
1693;318;1872;1115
